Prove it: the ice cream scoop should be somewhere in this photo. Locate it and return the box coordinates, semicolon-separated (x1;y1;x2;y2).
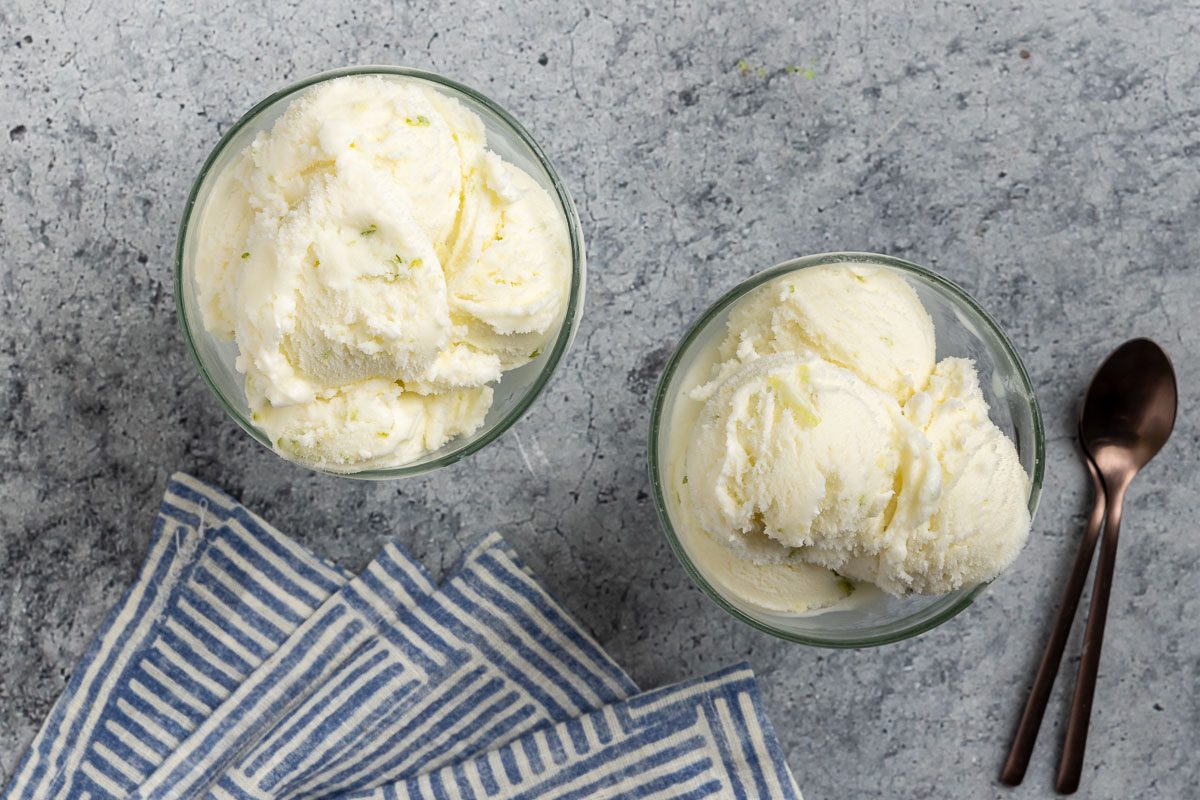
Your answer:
686;355;904;558
804;358;1030;596
698;263;936;402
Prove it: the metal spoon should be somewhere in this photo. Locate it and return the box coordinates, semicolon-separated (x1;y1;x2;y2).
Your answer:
1056;338;1177;794
999;423;1106;786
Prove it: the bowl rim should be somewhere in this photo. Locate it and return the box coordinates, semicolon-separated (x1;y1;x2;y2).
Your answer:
174;65;586;479
647;251;1045;648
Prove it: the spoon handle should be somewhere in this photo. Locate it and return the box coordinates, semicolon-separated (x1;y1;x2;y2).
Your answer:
1000;460;1106;786
1056;485;1126;793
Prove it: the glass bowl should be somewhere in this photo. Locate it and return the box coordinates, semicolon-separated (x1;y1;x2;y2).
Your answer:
648;252;1044;648
175;66;586;479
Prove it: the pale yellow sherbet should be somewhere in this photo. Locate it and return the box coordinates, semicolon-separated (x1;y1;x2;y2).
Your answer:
673;263;1032;611
194;76;570;472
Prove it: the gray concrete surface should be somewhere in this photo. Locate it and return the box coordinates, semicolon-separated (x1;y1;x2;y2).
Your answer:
2;1;1198;797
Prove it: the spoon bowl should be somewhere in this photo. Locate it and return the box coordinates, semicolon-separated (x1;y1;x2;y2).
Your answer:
1080;338;1178;487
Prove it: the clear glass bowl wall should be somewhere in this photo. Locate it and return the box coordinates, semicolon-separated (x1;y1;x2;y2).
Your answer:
649;252;1044;647
176;67;586;479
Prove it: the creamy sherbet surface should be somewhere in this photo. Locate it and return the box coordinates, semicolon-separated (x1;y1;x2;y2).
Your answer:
194;75;570;471
668;263;1031;614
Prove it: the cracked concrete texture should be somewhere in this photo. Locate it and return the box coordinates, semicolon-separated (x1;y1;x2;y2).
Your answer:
1;1;1198;797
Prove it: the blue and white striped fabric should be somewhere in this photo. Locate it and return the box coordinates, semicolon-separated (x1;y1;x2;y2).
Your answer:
137;533;638;800
128;529;446;800
6;474;806;800
2;473;357;800
353;664;803;800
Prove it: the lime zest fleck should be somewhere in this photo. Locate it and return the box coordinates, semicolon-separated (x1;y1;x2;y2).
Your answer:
529;348;541;359
241;251;250;260
682;475;689;485
377;431;389;438
391;253;405;266
405;115;431;127
410;258;423;268
736;59;751;75
361;224;377;236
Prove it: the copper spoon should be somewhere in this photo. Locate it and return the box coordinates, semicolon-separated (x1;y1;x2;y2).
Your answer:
1056;339;1177;793
999;423;1106;786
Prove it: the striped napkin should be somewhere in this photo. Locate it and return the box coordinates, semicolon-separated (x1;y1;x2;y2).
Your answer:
4;474;355;800
3;474;804;800
127;541;446;799
352;664;802;800
134;535;637;799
